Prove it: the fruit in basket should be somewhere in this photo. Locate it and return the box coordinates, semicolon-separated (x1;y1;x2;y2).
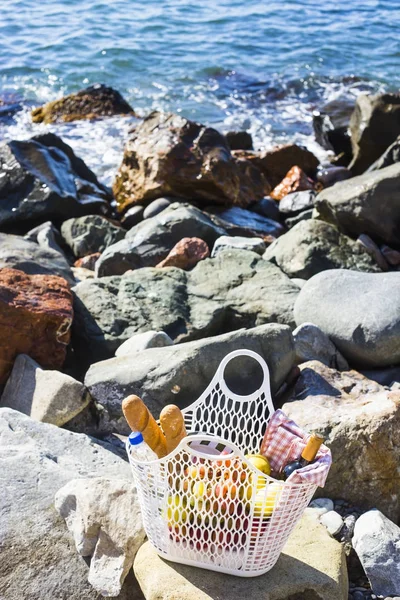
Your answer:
246;454;271;477
253;481;283;518
166;494;189;525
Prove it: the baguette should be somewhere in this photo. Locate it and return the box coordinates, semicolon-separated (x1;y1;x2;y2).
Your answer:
160;404;187;454
122;395;167;458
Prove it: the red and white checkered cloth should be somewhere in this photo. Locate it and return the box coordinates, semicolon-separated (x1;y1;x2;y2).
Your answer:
260;409;332;487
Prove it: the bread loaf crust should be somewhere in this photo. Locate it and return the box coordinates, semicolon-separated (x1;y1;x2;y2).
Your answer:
160;404;187;454
122;395;167;458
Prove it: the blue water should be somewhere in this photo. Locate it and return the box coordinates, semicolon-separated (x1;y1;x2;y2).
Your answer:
1;0;399;183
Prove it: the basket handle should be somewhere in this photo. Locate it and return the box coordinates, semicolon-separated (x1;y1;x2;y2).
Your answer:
215;349;273;405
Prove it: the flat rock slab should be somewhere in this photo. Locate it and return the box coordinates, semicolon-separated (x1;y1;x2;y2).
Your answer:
0;408;142;600
134;514;347;600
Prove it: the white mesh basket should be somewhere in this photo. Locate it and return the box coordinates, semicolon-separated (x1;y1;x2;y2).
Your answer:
127;349;318;577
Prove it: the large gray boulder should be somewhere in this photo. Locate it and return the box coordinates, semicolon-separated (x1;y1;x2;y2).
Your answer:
0;232;74;284
0;133;111;229
96;203;226;276
0;408;142;600
314;162;400;246
61;215;126;258
0;354;90;426
85;324;295;434
353;509;400;597
74;249;299;364
264;220;381;279
349;93;400;174
294;270;400;368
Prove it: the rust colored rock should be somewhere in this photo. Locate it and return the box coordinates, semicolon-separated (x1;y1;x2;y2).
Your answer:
270;166;315;201
156;237;210;270
233;144;319;188
113;111;270;212
0;268;73;383
74;253;101;271
31;84;135;124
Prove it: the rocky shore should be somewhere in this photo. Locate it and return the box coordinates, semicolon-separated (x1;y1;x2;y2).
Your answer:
0;84;400;600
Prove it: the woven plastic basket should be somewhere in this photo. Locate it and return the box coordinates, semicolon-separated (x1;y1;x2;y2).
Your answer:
127;349;318;576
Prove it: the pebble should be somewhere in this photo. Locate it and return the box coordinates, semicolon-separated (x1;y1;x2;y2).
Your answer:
320;510;344;536
309;498;334;513
143;197;172;219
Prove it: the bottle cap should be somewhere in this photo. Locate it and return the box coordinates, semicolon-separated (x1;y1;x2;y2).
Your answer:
128;432;144;446
301;433;324;462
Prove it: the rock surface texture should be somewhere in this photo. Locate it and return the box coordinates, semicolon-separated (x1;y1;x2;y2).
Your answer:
85;324;295;434
74;250;299;363
0;354;90;426
0;133;111;228
293;323;349;369
294;269;400;368
314;162;400;246
31;84;134;123
61;215;126;258
0;408;142;600
115;330;173;357
113;111;270;212
212;235;266;256
155;237;209;269
353;509;400;597
134;514;347;600
55;478;146;597
264;220;381;279
270;165;314;200
0;268;73;383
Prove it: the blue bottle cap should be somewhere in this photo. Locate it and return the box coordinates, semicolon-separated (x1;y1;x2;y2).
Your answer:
128;432;144;446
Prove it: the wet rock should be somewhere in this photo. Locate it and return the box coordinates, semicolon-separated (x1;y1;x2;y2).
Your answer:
121;205;144;228
143;198;172;219
0;133;112;229
357;234;389;271
353;510;400;597
368;134;400;171
284;369;400;521
74;250;299;364
251;196;280;220
134;514;347;600
55;478;145;597
206;205;284;239
115;331;173;357
156;237;209;270
294;270;400;367
61;215;126;258
85;324;295;434
74;252;101;271
0;354;90;426
234;144;319;188
264;220;381;280
0;408;138;600
95;203;226;276
349;93;400;174
113;111;270;212
0;268;73;383
293;323;349;370
225;130;253;150
320;511;344;536
270;166;314;200
212;235;266;257
278;190;316;216
31;84;134;123
316;166;351;188
315;161;400;247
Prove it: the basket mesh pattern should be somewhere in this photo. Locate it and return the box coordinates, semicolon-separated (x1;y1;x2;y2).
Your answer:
128;350;318;576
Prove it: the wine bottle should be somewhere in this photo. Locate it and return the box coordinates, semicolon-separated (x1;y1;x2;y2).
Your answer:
282;433;323;480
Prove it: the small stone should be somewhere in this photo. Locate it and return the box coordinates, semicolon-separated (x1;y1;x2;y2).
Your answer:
285;208;313;228
211;235;266;257
270;165;314;200
293;322;349;370
61;215;126;258
278;190;316;215
317;166;351;187
74;252;101;271
357;234;389;271
320;510;344;536
381;244;400;267
156;237;209;270
143;197;172;219
251;197;280;221
115;331;173;357
310;498;335;512
121;205;144;228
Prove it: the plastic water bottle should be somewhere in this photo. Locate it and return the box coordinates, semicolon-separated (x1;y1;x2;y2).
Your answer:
128;432;158;461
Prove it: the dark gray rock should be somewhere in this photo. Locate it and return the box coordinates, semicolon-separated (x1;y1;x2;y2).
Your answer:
264;220;381;279
95;203;226;276
349;93;400;174
316;166;351;188
206;206;284;239
0;232;74;283
285;209;313;229
314;162;400;246
121;205;144;228
0;408;141;600
74;249;299;364
61;215;126;258
293;323;349;370
312;97;353;162
251;197;280;221
225;130;253;151
278;190;316;216
85;323;295;434
368;135;400;171
0;133;111;229
294;269;400;367
143;197;172;219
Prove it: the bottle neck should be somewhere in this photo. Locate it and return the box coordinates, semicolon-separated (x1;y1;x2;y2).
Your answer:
300;434;323;463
